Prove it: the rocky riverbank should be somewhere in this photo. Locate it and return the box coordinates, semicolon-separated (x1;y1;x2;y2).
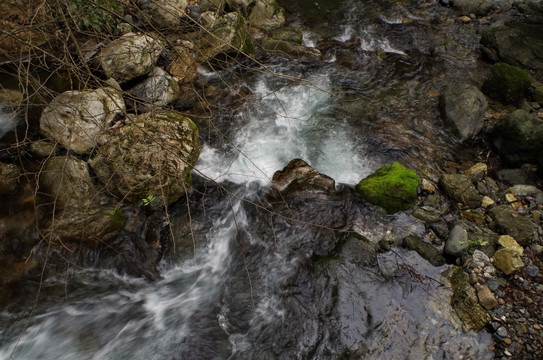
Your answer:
0;0;543;358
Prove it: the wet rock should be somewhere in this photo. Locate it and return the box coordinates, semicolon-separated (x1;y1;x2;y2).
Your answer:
39;87;125;154
127;67;180;111
498;235;524;255
89;111;201;205
356;162;420;214
482;63;531;104
496;168;539;187
166;43;198;83
481;24;543;70
472;249;490;268
0;89;23;141
496;326;508;338
192;12;253;62
438;174;482;209
269;26;303;43
341;235;377;267
477;284;498;310
481;196;495;208
444;224;469;258
270;158;335;196
99;33;163;83
402;235;446;267
0;162;20;195
430;222;449;239
439;84;487;141
412;206;441;223
464;163;487;182
260;38;321;59
494;248;524;275
490;205;535;246
525;264;539;277
476;177;499;200
248;0;286;30
449;0;493;15
450;267;490;331
508;185;543;205
29;140;59;158
39;156;95;209
143;0;188;29
487;277;499;291
46;204;124;244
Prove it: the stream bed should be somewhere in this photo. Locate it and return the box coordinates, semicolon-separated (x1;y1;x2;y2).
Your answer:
0;0;496;358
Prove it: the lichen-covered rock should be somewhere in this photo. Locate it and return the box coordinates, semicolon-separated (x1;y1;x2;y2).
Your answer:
128;67;180;111
492;110;543;166
449;267;490;331
482;63;531;104
489;205;534;246
99;33;163;83
439;84;487;142
481;24;543;70
39;87;125;154
356;162;419;214
89;111;201;205
438;174;482;209
143;0;188;29
166;43;198;83
248;0;286;30
39;156;95;209
0;162;20;195
498;235;524;255
403;235;446;267
192;12;254;62
493;247;524;275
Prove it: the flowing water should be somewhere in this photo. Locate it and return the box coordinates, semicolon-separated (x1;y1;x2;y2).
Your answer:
0;0;494;358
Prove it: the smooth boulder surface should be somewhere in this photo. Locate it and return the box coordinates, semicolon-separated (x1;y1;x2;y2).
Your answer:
99;33;163;83
403;235;446;266
482;63;531;104
356;162;420;214
481;24;543;70
444;224;469;258
143;0;188;29
89;111;201;205
248;0;286;30
439;84;487;141
489;205;534;247
40;87;125;154
492;110;543;166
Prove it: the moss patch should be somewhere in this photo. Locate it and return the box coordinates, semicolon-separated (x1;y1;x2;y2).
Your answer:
482;63;531;104
356;162;420;214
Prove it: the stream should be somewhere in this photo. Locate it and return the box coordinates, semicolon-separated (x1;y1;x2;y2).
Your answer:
0;0;495;359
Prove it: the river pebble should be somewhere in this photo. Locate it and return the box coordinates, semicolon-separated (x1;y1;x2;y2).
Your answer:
497;327;508;338
526;265;539;278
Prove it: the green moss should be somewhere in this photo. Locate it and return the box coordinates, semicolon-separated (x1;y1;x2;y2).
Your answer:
356;162;420;214
482;63;531;104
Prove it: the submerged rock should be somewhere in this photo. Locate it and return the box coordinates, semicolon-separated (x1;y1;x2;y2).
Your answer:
439;84;487;141
482;63;531;104
89;111;201;206
39;87;125;154
438;174;482;209
481;24;543;70
492;110;543;166
99;33;163;83
356;162;420;214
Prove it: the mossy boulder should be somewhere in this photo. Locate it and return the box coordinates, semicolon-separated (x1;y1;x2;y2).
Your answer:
89;111;201;206
482;63;531;104
449;267;490;331
356;162;420;214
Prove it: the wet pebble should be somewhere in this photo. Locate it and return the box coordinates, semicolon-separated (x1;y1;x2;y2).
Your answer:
488;278;500;291
497;327;508;338
526;265;539;278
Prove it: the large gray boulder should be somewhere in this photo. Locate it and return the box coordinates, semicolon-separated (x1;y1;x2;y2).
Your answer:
439;84;487;142
128;67;180;111
489;205;535;247
481;24;543;70
89;111;201;205
39;156;95;209
492;109;543;166
143;0;188;29
99;33;163;83
39;87;125;154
